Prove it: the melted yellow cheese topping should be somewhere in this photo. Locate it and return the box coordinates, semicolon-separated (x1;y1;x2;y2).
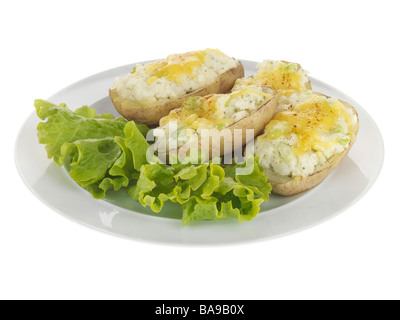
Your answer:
255;66;303;91
261;95;353;154
160;94;230;129
234;61;308;92
145;49;225;85
160;88;272;130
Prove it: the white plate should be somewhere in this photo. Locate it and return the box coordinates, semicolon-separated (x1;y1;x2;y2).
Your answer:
15;60;384;245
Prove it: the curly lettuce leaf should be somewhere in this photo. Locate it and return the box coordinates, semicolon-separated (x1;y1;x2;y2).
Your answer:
35;100;149;198
61;138;122;187
35;99;271;225
129;156;272;225
35;100;127;166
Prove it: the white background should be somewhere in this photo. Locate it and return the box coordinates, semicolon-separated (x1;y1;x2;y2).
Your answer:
1;0;398;300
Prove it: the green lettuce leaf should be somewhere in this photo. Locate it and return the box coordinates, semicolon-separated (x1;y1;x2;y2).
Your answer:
35;99;271;225
35;100;149;198
35;100;127;166
129;156;272;225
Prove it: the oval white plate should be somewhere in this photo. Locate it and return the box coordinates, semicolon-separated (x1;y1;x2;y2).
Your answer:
15;60;384;245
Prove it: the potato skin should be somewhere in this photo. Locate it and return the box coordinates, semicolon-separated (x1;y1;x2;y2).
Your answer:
219;88;278;155
109;61;244;126
267;98;359;196
305;79;312;90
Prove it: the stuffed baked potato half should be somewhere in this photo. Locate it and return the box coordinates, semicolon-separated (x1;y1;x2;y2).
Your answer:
109;49;244;126
233;60;312;93
153;86;278;162
245;91;359;196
